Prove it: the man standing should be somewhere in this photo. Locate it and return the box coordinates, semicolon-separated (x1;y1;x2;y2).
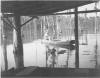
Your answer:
47;48;56;68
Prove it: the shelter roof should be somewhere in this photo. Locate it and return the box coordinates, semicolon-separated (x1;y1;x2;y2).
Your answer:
1;0;96;16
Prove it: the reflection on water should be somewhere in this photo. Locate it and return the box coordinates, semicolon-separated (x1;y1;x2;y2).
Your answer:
1;34;100;70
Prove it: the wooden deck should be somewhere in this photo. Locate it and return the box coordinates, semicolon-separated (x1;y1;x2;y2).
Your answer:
1;66;100;77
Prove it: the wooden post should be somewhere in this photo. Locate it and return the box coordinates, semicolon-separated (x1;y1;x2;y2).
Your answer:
74;7;79;68
1;19;8;71
13;15;24;69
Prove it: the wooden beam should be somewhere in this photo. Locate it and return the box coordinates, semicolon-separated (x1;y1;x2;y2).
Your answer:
3;9;100;17
21;16;38;27
74;7;79;68
2;16;37;29
13;15;24;69
21;17;34;27
54;9;100;15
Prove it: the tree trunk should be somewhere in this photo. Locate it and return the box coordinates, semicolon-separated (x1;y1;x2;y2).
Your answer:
1;19;8;71
33;19;37;40
13;15;24;69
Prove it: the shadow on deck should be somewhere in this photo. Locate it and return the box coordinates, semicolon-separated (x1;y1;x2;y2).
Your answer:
1;66;100;77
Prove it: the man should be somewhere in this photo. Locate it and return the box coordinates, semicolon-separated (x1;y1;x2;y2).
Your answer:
47;48;57;68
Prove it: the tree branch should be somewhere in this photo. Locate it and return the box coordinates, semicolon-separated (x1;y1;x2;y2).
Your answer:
1;17;17;30
6;18;17;30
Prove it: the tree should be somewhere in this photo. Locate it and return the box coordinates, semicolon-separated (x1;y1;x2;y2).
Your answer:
13;16;24;69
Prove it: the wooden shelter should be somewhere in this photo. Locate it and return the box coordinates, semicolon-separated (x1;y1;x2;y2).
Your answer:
1;0;100;70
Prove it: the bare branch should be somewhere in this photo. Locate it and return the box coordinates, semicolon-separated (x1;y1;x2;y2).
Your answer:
6;18;17;30
1;17;17;30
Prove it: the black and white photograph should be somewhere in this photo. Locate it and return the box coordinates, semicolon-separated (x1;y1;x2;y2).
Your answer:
0;0;100;78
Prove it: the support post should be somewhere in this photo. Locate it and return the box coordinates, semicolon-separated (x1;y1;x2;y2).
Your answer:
74;7;79;68
13;15;24;69
2;19;8;71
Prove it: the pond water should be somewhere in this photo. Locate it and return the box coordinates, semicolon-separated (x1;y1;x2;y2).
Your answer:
1;34;100;70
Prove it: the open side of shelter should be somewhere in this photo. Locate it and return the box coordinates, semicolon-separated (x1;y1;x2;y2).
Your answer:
1;0;100;76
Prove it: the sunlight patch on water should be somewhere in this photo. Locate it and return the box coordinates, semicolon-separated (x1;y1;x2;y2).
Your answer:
1;34;100;70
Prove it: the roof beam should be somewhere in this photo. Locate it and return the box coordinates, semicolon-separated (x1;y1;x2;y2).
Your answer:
54;9;100;15
3;9;100;17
